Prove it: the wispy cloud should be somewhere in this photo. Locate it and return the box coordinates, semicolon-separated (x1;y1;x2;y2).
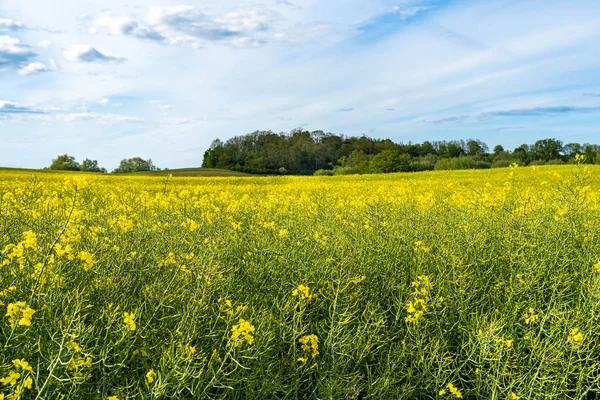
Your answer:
392;5;434;20
0;100;45;114
337;107;354;112
425;115;469;124
427;106;600;124
63;45;127;63
583;93;600;97
58;112;142;123
481;106;600;118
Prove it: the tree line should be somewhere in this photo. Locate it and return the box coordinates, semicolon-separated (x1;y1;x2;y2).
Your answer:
202;129;600;175
47;154;159;174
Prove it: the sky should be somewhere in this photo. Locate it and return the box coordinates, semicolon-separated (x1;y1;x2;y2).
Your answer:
1;0;600;170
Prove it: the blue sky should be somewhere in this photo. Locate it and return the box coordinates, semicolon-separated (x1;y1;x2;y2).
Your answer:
1;0;600;169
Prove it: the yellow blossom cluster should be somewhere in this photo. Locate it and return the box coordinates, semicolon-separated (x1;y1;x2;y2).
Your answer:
230;318;255;348
405;275;433;323
5;301;35;326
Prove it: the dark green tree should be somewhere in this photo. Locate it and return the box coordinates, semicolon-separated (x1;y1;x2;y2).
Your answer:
81;159;106;173
49;154;81;171
114;157;158;173
369;150;411;173
531;138;563;161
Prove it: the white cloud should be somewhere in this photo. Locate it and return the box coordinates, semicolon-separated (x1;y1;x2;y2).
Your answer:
86;5;315;48
392;6;433;20
0;100;45;114
38;40;52;48
98;98;110;105
87;12;165;42
58;112;142;123
0;35;37;69
18;62;49;75
63;45;127;63
0;18;24;31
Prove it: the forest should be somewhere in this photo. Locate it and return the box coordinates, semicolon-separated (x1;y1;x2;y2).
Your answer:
202;129;600;175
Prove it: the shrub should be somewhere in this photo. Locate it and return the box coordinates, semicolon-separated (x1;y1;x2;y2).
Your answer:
314;169;334;176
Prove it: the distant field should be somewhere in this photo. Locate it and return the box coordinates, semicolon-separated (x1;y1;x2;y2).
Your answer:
139;168;250;177
1;164;600;398
0;167;250;177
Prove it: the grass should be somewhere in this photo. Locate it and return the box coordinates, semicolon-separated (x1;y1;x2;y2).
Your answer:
0;164;599;399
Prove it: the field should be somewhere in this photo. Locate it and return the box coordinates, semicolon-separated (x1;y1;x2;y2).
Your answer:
1;164;600;399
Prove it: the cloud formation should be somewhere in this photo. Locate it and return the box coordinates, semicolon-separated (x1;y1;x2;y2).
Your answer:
482;106;600;118
392;6;433;20
429;106;600;124
0;35;37;69
63;45;126;63
18;62;49;75
85;5;309;47
0;100;45;114
0;18;25;31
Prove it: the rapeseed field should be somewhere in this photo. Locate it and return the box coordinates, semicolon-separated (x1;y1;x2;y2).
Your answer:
1;163;600;399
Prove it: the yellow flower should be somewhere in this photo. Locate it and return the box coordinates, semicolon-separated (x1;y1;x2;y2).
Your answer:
292;284;314;299
12;359;33;372
297;357;307;364
567;328;584;344
23;376;32;389
298;334;319;358
107;396;119;400
185;344;196;355
0;371;21;386
511;393;520;400
123;312;136;331
439;389;447;395
78;251;95;271
351;276;366;285
446;383;463;398
594;261;600;273
230;318;255;347
5;301;35;326
146;369;156;384
523;308;539;325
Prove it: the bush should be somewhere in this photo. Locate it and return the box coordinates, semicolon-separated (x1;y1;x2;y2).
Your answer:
314;169;334;176
435;156;491;171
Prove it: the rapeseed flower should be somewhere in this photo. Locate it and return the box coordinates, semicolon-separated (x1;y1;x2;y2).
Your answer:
123;312;136;331
5;301;35;326
298;334;319;358
567;328;584;344
146;369;156;384
230;318;255;347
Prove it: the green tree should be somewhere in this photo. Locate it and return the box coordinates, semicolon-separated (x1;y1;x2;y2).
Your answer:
114;157;158;173
467;139;488;156
81;159;106;173
49;154;81;171
493;145;504;155
369;150;411;173
531;138;563;161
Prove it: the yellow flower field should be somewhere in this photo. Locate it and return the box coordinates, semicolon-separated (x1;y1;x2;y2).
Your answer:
1;164;600;398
